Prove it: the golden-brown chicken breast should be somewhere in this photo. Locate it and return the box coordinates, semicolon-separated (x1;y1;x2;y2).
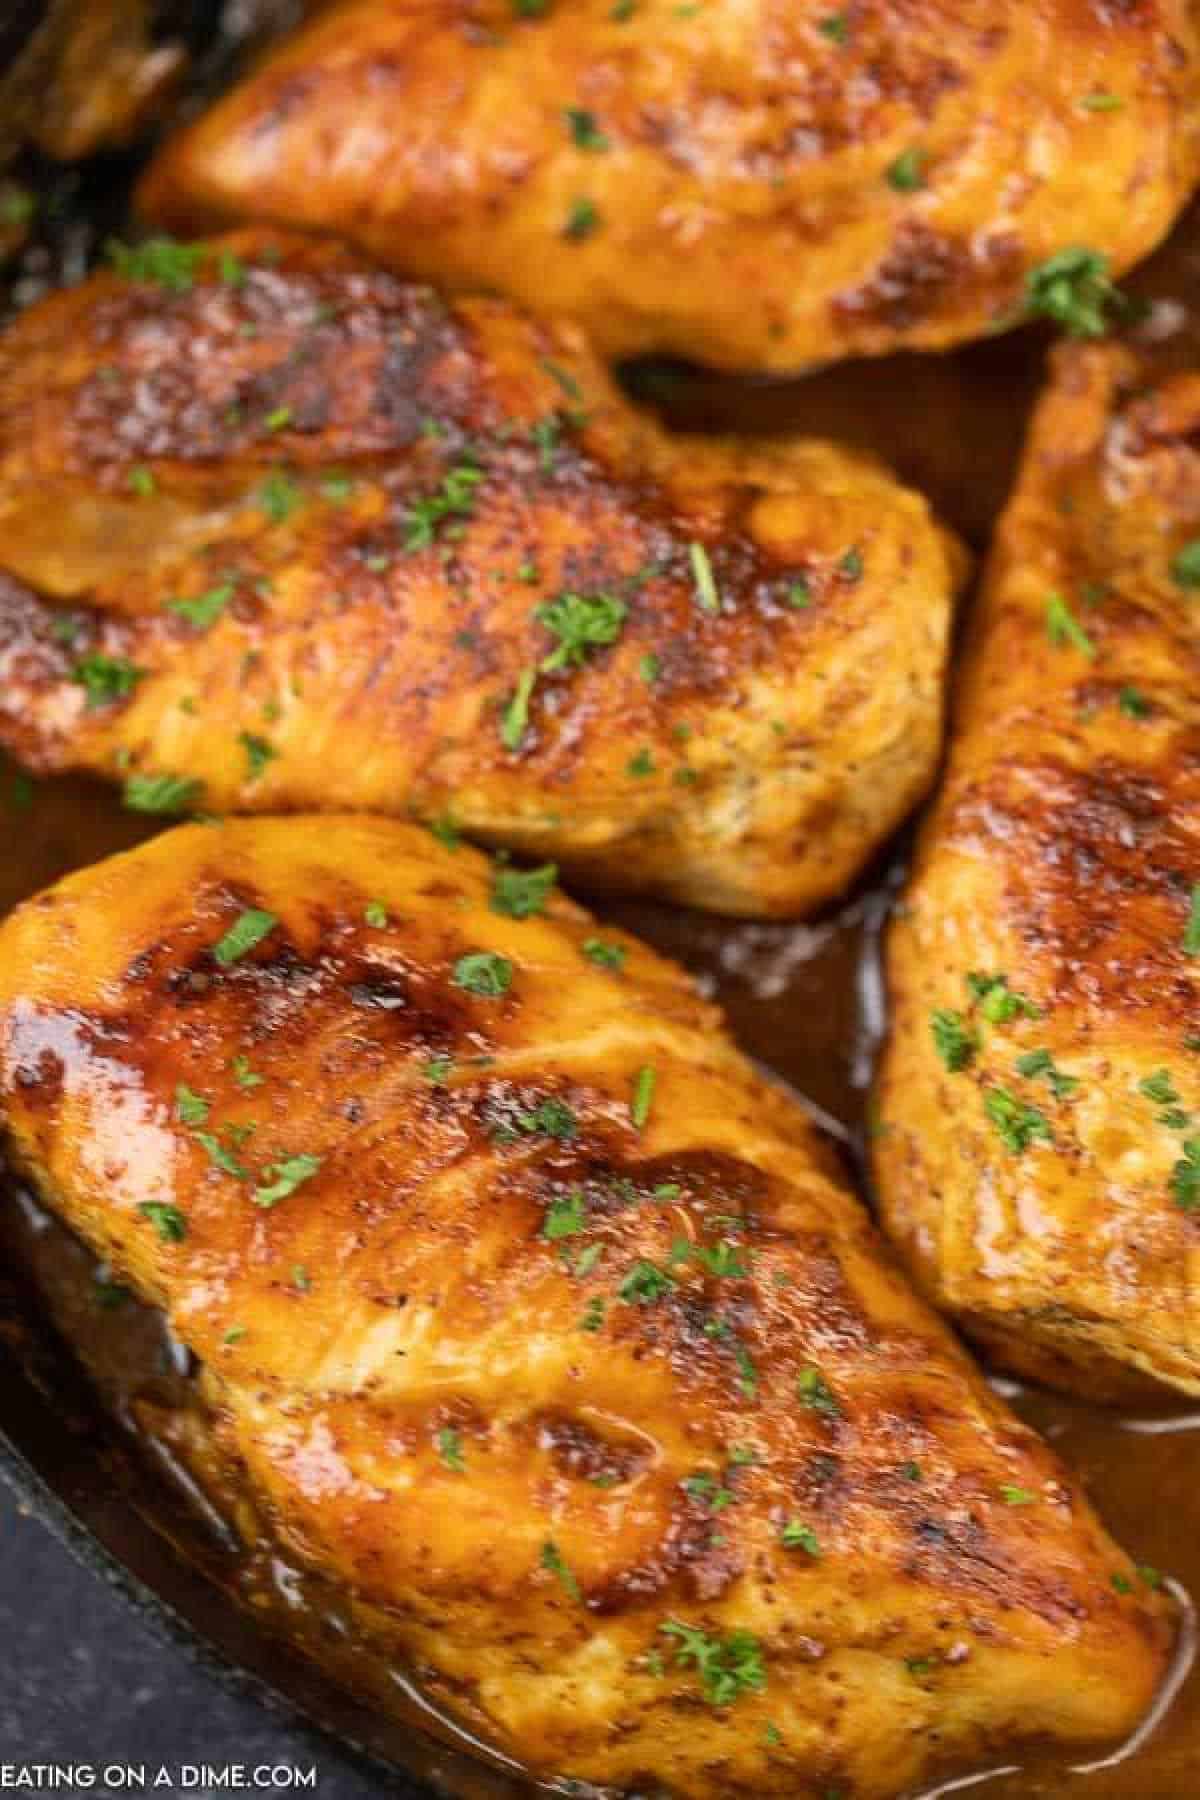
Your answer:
137;0;1200;374
0;816;1174;1798
875;342;1200;1400
0;229;964;918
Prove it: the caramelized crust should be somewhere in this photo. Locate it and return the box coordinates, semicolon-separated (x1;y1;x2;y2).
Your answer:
0;230;964;917
0;817;1173;1798
138;0;1200;373
876;343;1200;1397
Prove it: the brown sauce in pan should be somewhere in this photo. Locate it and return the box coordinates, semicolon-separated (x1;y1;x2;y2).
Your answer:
3;176;1200;1800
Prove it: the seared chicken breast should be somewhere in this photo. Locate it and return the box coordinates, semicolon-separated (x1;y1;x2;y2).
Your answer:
138;0;1200;374
876;343;1200;1399
0;230;964;917
0;817;1173;1798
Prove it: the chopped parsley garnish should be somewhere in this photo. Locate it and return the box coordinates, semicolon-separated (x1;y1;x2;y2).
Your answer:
817;11;849;42
1139;1069;1180;1107
999;1484;1036;1506
231;1055;263;1090
106;236;207;292
618;1259;675;1304
780;1520;821;1555
1119;685;1150;718
541;1539;582;1600
564;197;600;239
512;1098;578;1141
491;861;558;918
1045;592;1096;656
168;582;234;629
1171;1140;1200;1212
423;1056;454;1086
437;1427;466;1472
1024;247;1128;339
984;1087;1052;1152
407;463;484;552
659;1621;766;1707
123;772;202;815
128;466;156;497
631;1064;656;1129
175;1084;209;1126
264;405;292;433
796;1366;841;1417
500;667;537;749
682;1472;735;1512
1080;91;1122;112
931;1008;977;1072
689;541;720;614
139;1202;187;1242
839;547;863;582
213;908;278;967
536;591;627;670
1184;886;1200;956
427;813;461;850
239;732;277;782
788;577;812;609
565;108;609;151
967;972;1039;1023
452;951;513;997
1170;540;1200;589
582;938;626;971
675;1239;747;1279
543;1188;590;1245
364;899;389;928
194;1132;248;1179
580;1296;606;1331
71;654;143;709
627;748;655;777
886;148;925;192
254;1152;322;1209
257;471;300;523
1015;1048;1078;1098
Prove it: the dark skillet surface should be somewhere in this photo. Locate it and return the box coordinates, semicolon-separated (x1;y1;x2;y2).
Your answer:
3;28;1200;1798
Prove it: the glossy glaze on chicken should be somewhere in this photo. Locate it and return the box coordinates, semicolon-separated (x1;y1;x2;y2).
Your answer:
0;817;1174;1799
139;0;1200;373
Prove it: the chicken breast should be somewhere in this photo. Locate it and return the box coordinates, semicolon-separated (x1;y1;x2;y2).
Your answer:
137;0;1200;375
0;816;1172;1798
875;342;1200;1399
0;229;963;918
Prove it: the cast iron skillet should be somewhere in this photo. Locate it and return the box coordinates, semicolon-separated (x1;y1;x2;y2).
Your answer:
4;9;1200;1800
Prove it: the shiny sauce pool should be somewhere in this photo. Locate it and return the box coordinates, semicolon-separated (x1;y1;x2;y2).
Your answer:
4;182;1200;1798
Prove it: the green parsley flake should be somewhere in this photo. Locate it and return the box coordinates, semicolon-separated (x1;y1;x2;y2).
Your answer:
1025;247;1129;338
232;1055;264;1090
541;1539;582;1599
491;861;558;918
194;1132;248;1179
536;591;627;670
999;1484;1037;1506
564;198;600;240
437;1427;466;1472
1170;540;1200;589
619;1259;675;1304
582;938;626;970
139;1202;187;1242
175;1084;209;1126
796;1366;841;1417
544;1191;587;1240
501;667;537;749
1015;1048;1078;1098
128;466;156;497
660;1621;766;1707
886;148;925;192
212;908;278;967
984;1087;1052;1153
168;582;234;629
1172;1140;1200;1211
565;108;609;151
1184;886;1200;956
364;899;389;928
106;236;207;292
257;471;300;522
453;951;514;997
239;731;278;782
71;654;143;709
1045;592;1096;656
931;1008;977;1072
689;541;720;614
631;1064;657;1129
254;1153;322;1209
404;462;483;550
122;772;202;815
780;1520;821;1555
